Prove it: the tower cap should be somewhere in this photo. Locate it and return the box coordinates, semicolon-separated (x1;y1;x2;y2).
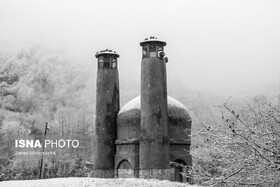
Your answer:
95;49;120;58
140;36;166;46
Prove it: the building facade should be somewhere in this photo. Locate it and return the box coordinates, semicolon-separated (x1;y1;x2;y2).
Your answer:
93;37;192;182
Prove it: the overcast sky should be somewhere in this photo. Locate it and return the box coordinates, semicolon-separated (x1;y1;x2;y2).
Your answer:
0;0;280;97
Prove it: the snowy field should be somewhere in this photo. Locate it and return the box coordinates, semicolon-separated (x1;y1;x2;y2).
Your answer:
0;178;201;187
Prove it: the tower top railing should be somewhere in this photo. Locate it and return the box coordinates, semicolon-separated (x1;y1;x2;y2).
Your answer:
140;36;166;46
95;49;120;58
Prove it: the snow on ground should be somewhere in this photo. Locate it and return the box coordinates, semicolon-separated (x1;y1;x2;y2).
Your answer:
0;177;201;187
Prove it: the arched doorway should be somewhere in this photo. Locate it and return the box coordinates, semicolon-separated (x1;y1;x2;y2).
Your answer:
171;159;186;182
117;160;134;178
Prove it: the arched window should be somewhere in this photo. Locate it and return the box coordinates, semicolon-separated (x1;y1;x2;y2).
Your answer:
171;159;187;182
117;160;134;178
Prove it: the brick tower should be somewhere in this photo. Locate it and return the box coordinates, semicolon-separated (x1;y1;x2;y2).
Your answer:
93;49;120;177
139;36;170;178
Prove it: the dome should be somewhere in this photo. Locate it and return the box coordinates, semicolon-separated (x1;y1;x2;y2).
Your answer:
117;96;191;141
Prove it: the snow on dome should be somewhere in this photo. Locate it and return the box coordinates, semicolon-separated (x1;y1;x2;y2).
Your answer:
118;95;188;115
119;96;140;114
167;96;188;110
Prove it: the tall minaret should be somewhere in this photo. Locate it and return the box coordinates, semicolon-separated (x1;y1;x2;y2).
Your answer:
139;37;170;176
93;49;120;177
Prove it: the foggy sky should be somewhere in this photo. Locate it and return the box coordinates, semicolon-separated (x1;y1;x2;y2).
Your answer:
0;0;280;97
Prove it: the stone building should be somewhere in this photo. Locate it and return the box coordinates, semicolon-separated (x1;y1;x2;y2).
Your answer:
93;37;192;182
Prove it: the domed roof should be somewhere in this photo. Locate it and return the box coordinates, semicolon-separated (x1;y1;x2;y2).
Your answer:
119;95;189;115
117;95;191;141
